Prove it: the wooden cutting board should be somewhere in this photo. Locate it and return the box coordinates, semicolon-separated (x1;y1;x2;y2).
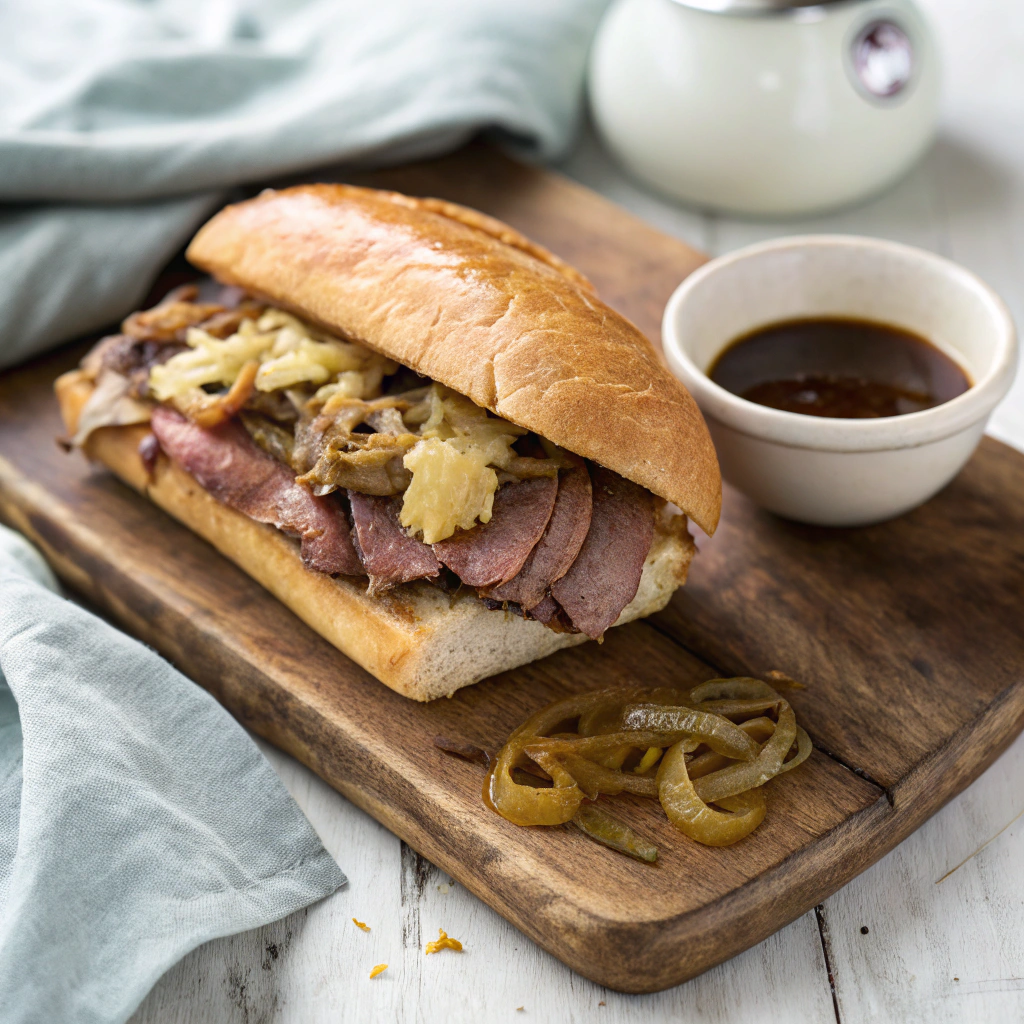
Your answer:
2;144;1023;994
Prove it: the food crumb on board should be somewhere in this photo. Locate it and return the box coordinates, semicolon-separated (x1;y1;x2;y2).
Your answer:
954;977;960;982
437;883;450;894
516;1007;524;1013
352;918;371;932
425;928;463;954
765;669;806;690
860;926;869;934
599;1000;606;1006
369;964;388;979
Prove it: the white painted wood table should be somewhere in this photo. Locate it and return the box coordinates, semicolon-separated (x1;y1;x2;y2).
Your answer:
131;1;1024;1020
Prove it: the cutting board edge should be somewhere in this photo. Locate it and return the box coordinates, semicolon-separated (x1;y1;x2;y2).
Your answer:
318;675;1024;993
4;451;1023;992
4;142;1024;993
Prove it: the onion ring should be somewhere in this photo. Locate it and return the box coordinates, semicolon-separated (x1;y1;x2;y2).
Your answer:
487;677;810;848
691;700;797;804
657;740;767;847
619;705;760;760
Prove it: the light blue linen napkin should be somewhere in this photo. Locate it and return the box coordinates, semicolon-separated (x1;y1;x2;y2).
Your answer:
0;0;609;370
0;525;348;1023
0;2;609;1018
0;4;606;1015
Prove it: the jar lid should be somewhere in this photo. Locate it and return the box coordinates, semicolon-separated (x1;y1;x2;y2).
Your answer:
669;0;852;12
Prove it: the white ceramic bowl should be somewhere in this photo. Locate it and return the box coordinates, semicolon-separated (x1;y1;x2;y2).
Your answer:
589;0;941;216
661;236;1018;526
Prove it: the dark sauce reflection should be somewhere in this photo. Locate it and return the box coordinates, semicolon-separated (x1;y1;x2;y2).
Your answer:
709;317;971;419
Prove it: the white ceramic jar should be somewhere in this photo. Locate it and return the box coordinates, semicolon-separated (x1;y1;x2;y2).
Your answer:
589;0;941;215
661;237;1017;526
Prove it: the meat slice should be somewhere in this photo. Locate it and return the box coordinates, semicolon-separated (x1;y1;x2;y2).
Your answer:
432;476;558;589
348;491;441;595
485;458;592;611
150;406;364;576
298;496;365;576
527;594;561;625
550;466;655;639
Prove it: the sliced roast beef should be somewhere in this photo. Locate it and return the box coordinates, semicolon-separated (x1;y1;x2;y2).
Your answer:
348;491;440;595
150;406;365;577
527;594;561;625
432;476;558;589
485;457;592;611
550;466;655;639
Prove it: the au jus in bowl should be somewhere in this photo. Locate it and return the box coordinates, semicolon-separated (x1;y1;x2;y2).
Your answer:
708;316;971;420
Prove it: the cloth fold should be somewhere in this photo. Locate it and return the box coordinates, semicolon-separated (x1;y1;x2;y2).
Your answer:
0;0;609;369
0;3;606;1019
0;525;347;1023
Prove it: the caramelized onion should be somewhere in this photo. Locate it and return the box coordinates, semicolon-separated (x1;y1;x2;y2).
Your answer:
687;717;776;780
620;705;760;760
689;677;781;702
487;690;621;826
691;700;797;804
487;677;810;849
573;804;658;863
694;697;782;718
535;751;664;800
657;740;767;847
778;726;814;775
188;360;259;428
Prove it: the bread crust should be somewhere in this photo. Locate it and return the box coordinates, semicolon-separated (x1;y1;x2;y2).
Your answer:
55;371;696;701
186;185;721;536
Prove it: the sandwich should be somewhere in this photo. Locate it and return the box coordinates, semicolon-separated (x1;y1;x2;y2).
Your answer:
55;185;721;701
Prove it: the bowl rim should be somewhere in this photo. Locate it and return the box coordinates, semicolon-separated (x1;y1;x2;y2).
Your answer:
661;234;1018;453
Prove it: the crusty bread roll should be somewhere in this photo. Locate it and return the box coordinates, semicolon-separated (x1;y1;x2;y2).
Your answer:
56;370;696;701
56;188;719;700
187;185;721;536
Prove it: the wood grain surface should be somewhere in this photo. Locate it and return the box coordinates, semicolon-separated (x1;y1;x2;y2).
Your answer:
2;144;1023;994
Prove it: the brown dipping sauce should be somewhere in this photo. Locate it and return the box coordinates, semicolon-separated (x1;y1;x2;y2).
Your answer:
709;317;971;418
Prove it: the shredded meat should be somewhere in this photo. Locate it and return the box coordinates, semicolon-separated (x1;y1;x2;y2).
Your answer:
81;334;188;400
194;303;264;339
123;301;224;341
299;436;414;495
240;411;296;464
294;396;417;495
244;390;299;426
111;287;263;395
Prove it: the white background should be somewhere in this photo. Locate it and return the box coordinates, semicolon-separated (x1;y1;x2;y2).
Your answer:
131;1;1024;1020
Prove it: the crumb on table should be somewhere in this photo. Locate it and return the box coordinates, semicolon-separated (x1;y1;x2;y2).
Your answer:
425;928;463;954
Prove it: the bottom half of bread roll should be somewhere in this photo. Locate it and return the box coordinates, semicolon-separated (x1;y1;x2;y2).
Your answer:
56;370;695;701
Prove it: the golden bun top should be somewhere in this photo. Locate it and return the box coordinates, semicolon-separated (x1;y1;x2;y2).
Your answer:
186;184;721;535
